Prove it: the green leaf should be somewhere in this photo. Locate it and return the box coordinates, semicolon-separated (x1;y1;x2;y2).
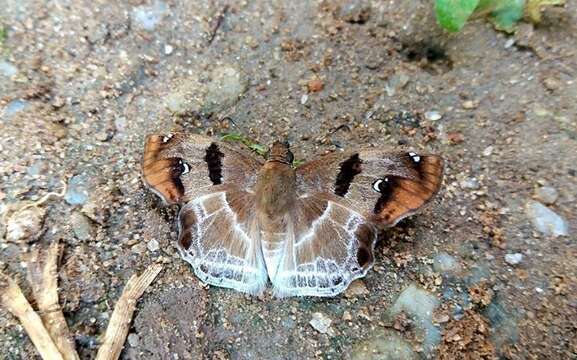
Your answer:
220;133;268;157
0;26;6;48
435;0;480;32
488;0;525;32
293;159;305;168
526;0;565;23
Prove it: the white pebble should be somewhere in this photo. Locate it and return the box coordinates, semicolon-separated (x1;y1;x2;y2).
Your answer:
535;186;558;205
525;200;568;237
127;333;139;347
147;239;160;252
504;253;523;265
482;146;494;157
504;38;515;49
6;207;46;243
425;111;442;121
309;312;332;334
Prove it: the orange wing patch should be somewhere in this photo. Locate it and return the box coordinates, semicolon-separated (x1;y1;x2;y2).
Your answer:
142;134;188;204
372;154;443;226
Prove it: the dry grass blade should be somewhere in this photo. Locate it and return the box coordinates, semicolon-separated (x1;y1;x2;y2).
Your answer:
0;273;64;360
27;241;79;360
95;263;163;360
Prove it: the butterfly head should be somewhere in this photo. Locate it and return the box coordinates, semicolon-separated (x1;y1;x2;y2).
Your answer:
267;140;294;164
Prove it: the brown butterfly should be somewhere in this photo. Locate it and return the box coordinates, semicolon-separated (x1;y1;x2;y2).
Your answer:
142;133;443;297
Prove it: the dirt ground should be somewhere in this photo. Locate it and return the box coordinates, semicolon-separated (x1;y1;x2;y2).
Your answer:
1;0;576;359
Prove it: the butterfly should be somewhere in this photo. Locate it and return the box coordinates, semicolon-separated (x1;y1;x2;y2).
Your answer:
142;133;443;297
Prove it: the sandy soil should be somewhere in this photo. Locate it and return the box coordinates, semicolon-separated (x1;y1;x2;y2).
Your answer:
1;0;575;359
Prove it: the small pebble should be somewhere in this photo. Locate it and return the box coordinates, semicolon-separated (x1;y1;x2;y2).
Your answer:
504;38;515;48
203;65;249;114
425;111;442;121
2;99;29;119
390;284;440;351
504;253;523;266
71;212;94;241
65;174;91;206
0;61;18;77
339;0;371;23
535;186;558;205
385;72;409;96
131;242;147;254
6;207;46;243
127;333;139;347
309;312;332;334
482;146;494;157
344;280;369;297
543;77;561;91
433;252;459;273
300;94;308;105
459;177;480;190
525;200;568;237
132;1;168;31
307;79;324;93
164;44;174;55
462;100;478;109
147;239;160;252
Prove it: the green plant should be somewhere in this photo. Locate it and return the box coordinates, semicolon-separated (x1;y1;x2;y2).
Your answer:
221;133;268;156
0;26;6;48
220;133;305;167
435;0;565;33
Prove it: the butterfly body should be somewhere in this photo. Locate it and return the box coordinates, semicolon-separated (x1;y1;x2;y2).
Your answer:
142;133;443;297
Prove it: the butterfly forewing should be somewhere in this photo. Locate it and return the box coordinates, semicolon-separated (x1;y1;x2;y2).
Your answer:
296;149;444;227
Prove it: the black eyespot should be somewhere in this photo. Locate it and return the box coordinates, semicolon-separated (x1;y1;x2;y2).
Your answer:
178;160;191;175
373;176;399;214
372;177;390;193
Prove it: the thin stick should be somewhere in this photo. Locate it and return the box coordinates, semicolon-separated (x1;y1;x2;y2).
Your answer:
95;264;163;360
27;242;79;360
0;274;64;360
207;5;229;46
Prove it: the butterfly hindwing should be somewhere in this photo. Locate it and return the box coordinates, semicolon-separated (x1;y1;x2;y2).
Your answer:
270;193;377;297
177;187;268;294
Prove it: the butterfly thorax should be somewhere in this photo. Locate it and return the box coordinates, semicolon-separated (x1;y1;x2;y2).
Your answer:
255;161;296;234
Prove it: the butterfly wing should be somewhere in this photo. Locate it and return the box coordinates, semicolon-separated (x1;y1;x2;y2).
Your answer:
142;133;268;294
269;148;443;297
296;148;444;226
143;133;263;204
270;193;377;297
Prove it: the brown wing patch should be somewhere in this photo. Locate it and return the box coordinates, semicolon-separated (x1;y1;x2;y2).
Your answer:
372;154;443;226
142;134;188;204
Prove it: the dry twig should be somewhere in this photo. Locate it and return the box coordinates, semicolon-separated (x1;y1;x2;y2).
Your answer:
0;274;64;360
95;263;163;360
27;241;79;360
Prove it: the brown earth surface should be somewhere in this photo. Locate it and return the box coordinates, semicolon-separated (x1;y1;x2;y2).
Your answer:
1;0;576;359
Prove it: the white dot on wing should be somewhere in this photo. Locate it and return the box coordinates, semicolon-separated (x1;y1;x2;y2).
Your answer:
408;151;421;163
